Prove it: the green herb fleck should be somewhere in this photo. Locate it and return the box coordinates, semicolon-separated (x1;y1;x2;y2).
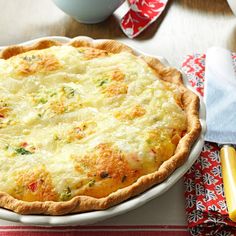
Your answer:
88;179;96;187
39;98;48;104
68;89;75;98
15;147;32;155
37;113;42;118
22;55;37;63
50;92;57;97
63;86;75;99
60;187;72;201
146;139;152;145
53;134;60;141
23;56;30;61
99;80;108;87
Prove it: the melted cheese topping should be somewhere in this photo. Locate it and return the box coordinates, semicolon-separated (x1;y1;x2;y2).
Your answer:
0;46;187;201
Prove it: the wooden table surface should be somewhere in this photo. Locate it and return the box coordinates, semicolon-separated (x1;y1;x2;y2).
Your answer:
0;0;235;67
0;0;235;229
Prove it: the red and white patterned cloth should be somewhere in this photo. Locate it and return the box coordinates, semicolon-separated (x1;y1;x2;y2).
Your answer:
120;0;169;38
182;53;236;236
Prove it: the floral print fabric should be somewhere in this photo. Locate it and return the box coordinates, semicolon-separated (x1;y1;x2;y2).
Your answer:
182;54;236;236
120;0;168;38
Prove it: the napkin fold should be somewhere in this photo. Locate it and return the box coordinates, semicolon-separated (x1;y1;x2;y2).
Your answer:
182;53;236;235
120;0;169;38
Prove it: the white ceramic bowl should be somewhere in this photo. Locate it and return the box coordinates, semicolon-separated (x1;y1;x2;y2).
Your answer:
227;0;236;15
0;36;206;226
52;0;125;24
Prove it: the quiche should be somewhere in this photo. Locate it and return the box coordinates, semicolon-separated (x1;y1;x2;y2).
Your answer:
0;39;201;215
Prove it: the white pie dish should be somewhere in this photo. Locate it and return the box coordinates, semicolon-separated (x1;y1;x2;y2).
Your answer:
0;36;206;226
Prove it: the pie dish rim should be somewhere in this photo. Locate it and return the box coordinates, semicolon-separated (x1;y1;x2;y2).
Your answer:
0;36;205;224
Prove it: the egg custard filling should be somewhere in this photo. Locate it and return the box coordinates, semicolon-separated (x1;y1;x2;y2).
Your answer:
0;40;200;215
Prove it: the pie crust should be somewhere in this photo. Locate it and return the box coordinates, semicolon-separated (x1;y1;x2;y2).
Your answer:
0;39;201;215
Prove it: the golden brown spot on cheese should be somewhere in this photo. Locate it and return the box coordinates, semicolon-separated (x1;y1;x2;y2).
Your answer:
16;53;60;76
72;127;85;140
74;143;141;198
105;82;128;97
78;47;109;60
111;69;125;81
66;121;97;143
130;105;146;118
0;100;10;119
115;105;146;120
147;129;177;165
0;101;12;128
12;167;58;202
0;107;10;118
94;143;135;180
49;100;66;114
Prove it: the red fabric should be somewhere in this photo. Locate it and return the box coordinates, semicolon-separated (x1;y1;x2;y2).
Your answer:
120;0;169;38
182;53;236;235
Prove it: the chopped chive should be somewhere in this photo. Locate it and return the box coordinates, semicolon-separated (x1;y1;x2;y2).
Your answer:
62;86;75;99
60;187;72;201
50;92;57;97
67;88;75;98
99;80;108;87
39;98;48;104
88;179;95;187
15;147;32;155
